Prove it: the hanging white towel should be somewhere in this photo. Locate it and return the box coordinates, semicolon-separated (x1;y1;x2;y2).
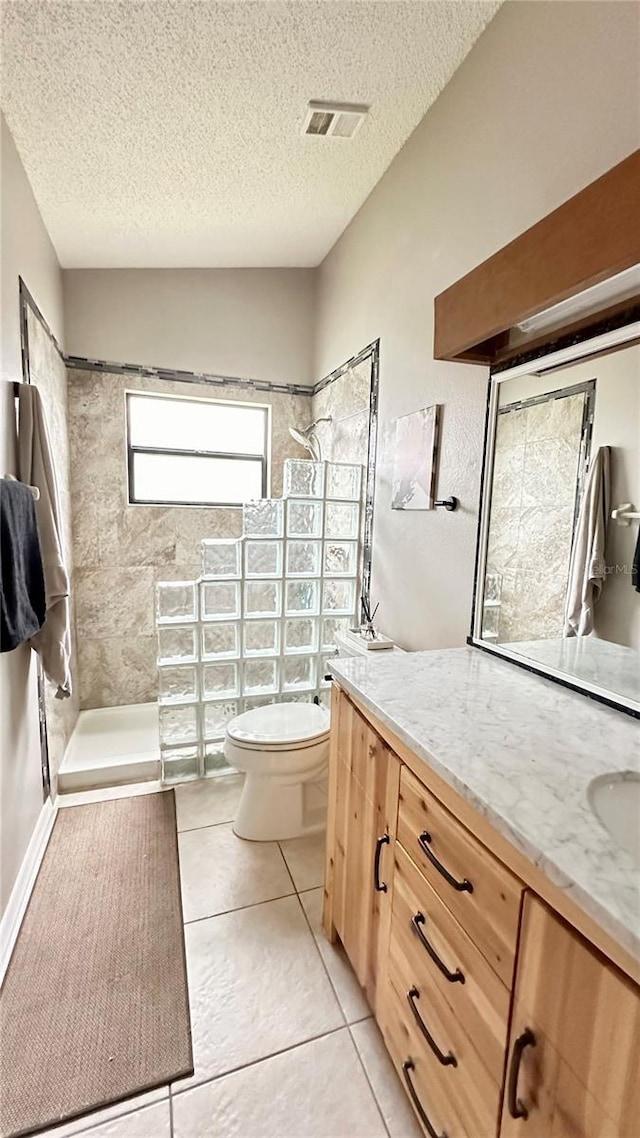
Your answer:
17;384;72;699
564;445;611;638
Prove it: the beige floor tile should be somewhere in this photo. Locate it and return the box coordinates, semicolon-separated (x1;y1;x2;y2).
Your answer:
178;822;293;923
174;774;244;832
279;830;326;891
351;1018;424;1138
37;1093;170;1138
175;895;343;1090
172;1028;387;1138
299;887;371;1024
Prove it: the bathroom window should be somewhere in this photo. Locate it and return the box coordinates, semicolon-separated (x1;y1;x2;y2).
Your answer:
126;392;270;506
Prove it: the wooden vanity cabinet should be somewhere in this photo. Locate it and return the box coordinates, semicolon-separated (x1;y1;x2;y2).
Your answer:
501;895;640;1138
323;687;400;1012
324;686;640;1138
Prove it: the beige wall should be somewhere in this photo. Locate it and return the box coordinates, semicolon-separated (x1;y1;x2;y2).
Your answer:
313;0;640;651
68;368;310;709
0;114;66;913
63;268;317;386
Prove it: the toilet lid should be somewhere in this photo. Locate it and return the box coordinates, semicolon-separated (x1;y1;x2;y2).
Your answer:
227;702;330;746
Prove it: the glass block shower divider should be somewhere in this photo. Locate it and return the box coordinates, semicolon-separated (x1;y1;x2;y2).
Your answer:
156;460;363;783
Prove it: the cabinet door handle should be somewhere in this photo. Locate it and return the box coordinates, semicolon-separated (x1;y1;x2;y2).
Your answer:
406;988;457;1067
402;1059;448;1138
418;831;473;893
411;913;465;984
507;1028;536;1120
374;834;390;892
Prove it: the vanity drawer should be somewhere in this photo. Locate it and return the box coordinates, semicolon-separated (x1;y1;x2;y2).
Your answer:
398;766;522;986
392;840;511;1087
378;972;474;1138
387;910;501;1137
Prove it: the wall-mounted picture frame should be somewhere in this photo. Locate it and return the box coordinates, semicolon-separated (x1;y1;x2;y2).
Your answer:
391;403;440;510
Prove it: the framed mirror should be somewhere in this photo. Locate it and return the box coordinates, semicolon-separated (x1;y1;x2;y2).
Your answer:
471;321;640;717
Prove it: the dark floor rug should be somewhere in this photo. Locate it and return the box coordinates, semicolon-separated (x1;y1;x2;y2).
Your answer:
0;790;193;1137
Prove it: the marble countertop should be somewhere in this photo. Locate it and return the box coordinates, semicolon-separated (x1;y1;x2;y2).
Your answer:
330;647;640;962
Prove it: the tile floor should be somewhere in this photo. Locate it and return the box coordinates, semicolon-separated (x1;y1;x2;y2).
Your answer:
44;776;421;1138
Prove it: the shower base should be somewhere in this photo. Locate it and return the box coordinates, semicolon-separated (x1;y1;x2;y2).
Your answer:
58;702;161;793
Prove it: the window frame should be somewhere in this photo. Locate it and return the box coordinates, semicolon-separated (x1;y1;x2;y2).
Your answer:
125;390;271;508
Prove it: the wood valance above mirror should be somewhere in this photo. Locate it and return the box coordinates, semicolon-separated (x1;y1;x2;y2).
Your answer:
434;149;640;366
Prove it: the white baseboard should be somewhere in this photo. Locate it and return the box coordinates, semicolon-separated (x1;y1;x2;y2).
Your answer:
0;797;57;985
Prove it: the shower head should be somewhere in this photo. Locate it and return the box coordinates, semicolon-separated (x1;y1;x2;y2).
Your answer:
289;426;312;448
289;426;320;461
288;417;332;463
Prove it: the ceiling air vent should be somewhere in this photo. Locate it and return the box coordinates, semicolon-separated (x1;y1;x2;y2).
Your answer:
302;101;369;139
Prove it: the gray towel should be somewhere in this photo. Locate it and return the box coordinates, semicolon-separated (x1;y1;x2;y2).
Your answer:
564;445;610;637
1;479;46;651
17;384;72;698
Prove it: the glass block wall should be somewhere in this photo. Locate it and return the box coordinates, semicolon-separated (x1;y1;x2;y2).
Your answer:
156;460;362;783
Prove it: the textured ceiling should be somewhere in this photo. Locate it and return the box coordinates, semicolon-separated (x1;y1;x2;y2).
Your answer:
1;0;501;268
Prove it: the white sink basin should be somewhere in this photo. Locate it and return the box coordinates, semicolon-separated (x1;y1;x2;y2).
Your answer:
587;772;640;867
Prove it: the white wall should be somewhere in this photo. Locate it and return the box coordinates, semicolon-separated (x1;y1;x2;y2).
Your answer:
63;268;317;385
313;0;640;652
0;113;65;912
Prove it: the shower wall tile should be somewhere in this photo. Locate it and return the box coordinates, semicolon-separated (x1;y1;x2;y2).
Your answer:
77;636;158;710
311;362;371;468
485;391;586;646
515;506;574;576
525;391;585;442
71;493;100;570
173;508;243;567
331;409;369;465
521;437;581;508
99;501;177;567
313;359;372;424
68;367;310;708
75;568;156;639
26;310;80;787
486;507;520;572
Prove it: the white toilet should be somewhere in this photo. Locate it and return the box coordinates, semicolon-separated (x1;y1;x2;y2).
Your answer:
224;701;331;841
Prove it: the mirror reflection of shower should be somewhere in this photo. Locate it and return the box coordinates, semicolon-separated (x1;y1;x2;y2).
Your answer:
289;417;332;462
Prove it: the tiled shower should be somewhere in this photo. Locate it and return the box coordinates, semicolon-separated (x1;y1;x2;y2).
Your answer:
156;460;362;783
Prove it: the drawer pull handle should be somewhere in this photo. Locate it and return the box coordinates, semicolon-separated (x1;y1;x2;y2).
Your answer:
402;1059;448;1138
507;1027;536;1120
374;834;390;892
411;913;465;984
407;988;457;1067
418;831;473;893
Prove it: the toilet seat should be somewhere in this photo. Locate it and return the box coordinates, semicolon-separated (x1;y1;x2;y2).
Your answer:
226;702;330;751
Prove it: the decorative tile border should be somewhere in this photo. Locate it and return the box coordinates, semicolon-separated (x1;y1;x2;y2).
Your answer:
65;355;314;398
312;339;379;396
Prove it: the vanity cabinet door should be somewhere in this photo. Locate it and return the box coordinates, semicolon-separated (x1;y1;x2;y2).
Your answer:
500;894;640;1138
323;687;400;1012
